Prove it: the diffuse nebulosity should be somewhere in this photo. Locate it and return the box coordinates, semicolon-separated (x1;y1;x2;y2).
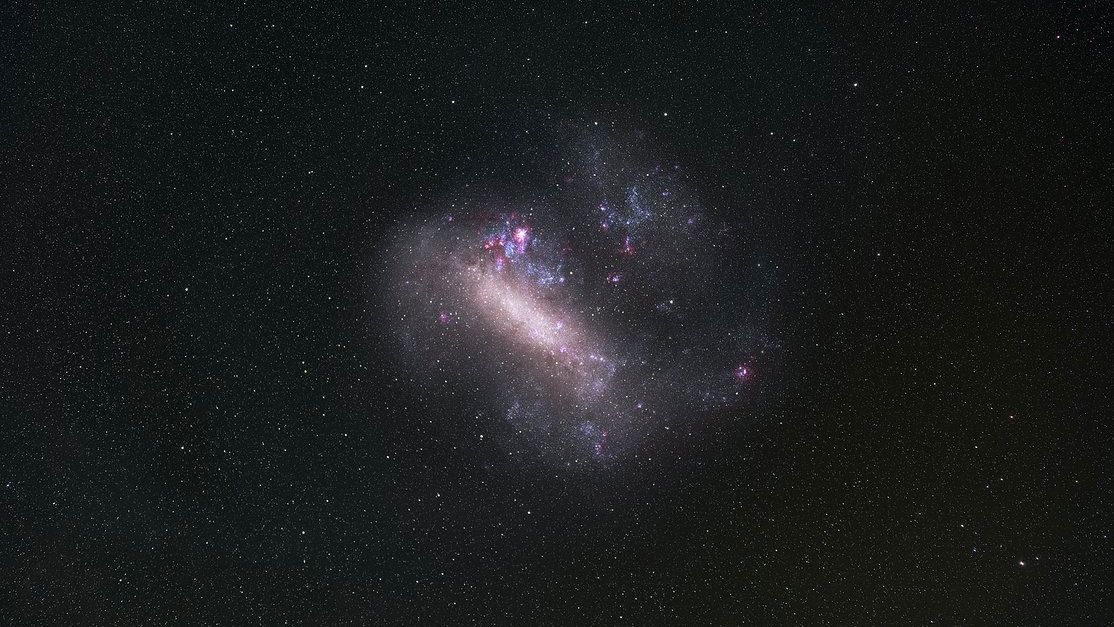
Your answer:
383;128;776;465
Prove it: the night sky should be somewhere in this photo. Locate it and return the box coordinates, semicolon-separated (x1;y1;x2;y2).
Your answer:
5;3;1110;624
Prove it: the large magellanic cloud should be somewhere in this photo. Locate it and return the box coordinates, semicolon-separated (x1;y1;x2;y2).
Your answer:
382;126;776;466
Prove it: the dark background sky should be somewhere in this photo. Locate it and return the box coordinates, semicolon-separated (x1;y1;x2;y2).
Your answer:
4;2;1110;624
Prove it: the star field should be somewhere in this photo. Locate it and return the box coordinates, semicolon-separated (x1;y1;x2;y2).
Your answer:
4;3;1109;624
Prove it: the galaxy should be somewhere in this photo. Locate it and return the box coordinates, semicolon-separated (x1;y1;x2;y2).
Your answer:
383;129;775;464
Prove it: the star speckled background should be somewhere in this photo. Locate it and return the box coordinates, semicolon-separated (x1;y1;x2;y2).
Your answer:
4;3;1110;624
